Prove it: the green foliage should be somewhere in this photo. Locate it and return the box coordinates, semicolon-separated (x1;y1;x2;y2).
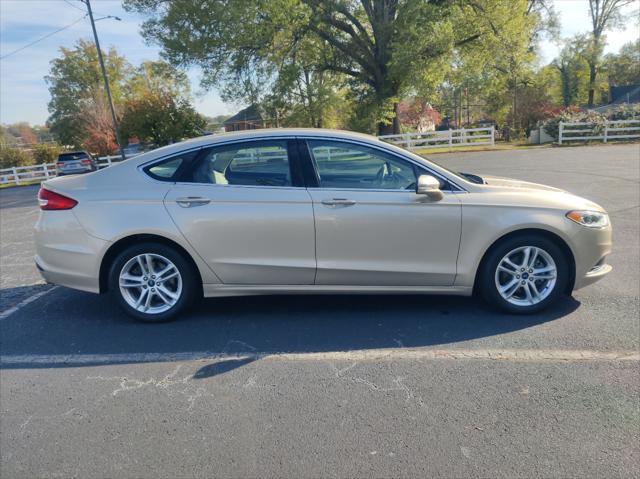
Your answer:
120;92;207;146
541;103;640;141
32;143;62;165
0;147;33;169
125;0;544;134
541;107;609;140
606;103;640;120
45;40;202;151
604;40;640;86
46;39;132;147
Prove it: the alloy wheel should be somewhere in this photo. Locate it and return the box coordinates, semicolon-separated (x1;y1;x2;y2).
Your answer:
119;253;183;314
494;246;557;306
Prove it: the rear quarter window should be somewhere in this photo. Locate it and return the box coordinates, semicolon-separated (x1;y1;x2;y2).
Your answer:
143;150;199;181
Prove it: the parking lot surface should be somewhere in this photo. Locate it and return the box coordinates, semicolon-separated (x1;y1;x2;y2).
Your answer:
1;144;639;478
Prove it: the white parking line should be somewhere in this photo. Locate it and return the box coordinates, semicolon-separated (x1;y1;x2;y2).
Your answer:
1;348;638;366
0;286;58;321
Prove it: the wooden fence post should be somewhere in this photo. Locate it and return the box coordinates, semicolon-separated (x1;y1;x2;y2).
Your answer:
12;167;20;185
558;122;564;145
43;163;50;179
448;129;453;149
603;121;608;143
490;126;495;146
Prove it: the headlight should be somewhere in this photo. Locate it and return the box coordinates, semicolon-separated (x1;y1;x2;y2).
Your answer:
566;210;609;228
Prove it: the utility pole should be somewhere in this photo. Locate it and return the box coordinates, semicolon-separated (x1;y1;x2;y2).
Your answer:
84;0;126;161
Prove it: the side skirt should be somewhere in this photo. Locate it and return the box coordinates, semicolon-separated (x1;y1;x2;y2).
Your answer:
202;284;473;298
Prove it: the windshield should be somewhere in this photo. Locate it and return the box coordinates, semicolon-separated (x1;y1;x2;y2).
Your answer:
392;144;481;183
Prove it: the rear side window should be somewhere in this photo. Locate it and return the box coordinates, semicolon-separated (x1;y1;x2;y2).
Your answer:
58;152;90;162
189;141;292;187
143;150;198;181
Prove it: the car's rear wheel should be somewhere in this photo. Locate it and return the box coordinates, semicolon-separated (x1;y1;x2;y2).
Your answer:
108;243;197;322
480;235;569;314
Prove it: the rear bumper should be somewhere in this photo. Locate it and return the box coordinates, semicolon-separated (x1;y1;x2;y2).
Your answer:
57;167;93;175
34;210;107;294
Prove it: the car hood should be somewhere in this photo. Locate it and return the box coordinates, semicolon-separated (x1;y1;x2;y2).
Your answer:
464;175;606;213
480;175;565;193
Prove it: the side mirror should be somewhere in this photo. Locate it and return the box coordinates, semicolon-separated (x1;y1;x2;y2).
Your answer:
416;174;444;201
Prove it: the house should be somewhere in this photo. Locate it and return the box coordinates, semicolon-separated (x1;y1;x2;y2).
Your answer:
222;105;266;132
609;84;640;105
397;100;441;132
592;84;640;114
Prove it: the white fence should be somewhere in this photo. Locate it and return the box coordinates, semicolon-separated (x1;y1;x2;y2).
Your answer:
379;126;494;150
559;120;640;145
0;154;136;186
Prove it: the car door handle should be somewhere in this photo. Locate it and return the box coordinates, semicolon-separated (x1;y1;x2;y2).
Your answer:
176;197;211;208
321;198;356;207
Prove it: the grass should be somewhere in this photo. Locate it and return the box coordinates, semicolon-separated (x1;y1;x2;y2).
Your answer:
0;179;43;189
412;142;550;155
413;139;640;155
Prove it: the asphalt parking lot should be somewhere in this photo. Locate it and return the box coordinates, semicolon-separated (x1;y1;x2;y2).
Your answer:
1;143;639;478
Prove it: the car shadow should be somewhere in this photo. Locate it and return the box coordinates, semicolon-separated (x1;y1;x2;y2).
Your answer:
0;286;580;374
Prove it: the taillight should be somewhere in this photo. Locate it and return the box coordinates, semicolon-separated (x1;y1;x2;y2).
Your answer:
56;162;64;167
38;187;77;210
81;159;92;165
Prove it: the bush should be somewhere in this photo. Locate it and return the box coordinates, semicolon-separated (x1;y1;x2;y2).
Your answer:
32;143;61;165
0;147;33;169
606;104;640;121
541;104;640;140
542;107;605;140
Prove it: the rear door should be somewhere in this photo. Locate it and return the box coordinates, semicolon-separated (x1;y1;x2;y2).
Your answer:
163;139;316;285
303;138;462;286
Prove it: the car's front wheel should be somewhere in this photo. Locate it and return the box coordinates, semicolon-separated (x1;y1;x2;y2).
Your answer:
480;235;569;314
108;243;197;322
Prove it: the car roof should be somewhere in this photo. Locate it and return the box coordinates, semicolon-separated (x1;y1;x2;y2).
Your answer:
183;128;380;146
128;128;384;166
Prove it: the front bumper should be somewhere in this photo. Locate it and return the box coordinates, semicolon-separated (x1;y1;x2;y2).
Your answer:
570;222;613;290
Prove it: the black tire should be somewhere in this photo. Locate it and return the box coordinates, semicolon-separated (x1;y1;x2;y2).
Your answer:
479;234;570;314
108;242;198;322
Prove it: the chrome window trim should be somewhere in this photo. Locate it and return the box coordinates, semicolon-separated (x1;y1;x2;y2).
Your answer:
136;134;468;192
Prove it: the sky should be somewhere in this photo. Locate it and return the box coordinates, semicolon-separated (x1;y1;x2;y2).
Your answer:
1;0;639;126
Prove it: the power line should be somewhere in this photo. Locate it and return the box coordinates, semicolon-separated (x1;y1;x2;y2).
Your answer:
61;0;86;13
61;0;108;18
0;15;87;61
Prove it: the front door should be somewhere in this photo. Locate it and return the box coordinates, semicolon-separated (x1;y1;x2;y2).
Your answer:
164;139;315;284
304;139;462;286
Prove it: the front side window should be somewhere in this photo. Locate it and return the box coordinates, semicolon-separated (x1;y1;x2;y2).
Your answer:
307;140;417;190
191;141;292;187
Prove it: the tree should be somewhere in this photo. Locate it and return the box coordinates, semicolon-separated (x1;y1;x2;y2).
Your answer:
80;88;120;156
0;147;33;168
32;143;62;165
604;39;640;86
553;37;590;107
125;60;191;100
120;91;206;146
45;39;132;147
584;0;635;106
125;0;544;134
